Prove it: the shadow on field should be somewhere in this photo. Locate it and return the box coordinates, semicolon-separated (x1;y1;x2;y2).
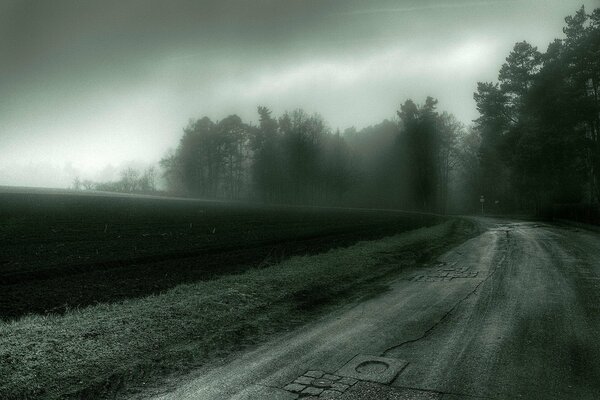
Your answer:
0;192;442;320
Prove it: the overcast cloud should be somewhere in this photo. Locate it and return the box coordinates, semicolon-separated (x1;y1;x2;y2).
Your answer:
0;0;596;187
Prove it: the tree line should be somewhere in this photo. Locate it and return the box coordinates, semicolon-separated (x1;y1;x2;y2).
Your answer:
158;6;598;215
473;6;599;215
160;101;468;212
73;166;158;193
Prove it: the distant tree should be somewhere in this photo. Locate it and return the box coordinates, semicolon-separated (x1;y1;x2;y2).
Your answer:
82;180;95;190
344;119;401;208
179;117;216;196
139;166;157;192
398;97;441;211
160;115;253;198
120;167;140;192
72;176;81;190
436;112;463;213
251;106;282;202
279;109;329;203
321;130;355;204
160;149;184;193
218;115;250;199
454;126;483;212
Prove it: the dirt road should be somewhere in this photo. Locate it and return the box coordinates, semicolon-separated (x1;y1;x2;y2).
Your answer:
148;220;600;400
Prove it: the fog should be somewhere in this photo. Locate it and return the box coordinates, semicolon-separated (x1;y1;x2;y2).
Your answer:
1;0;593;188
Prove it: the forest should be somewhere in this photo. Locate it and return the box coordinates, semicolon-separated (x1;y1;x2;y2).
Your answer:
96;7;598;217
159;103;466;212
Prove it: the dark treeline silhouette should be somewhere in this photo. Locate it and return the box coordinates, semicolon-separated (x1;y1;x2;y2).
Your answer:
161;6;599;216
473;6;599;216
160;109;353;205
161;101;468;213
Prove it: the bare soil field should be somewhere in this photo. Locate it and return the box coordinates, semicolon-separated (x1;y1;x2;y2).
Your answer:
0;191;442;320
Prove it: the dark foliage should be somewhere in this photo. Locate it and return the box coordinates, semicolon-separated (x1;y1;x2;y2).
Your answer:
162;104;465;213
473;6;600;214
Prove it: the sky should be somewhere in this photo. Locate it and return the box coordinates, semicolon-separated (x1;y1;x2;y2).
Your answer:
0;0;597;188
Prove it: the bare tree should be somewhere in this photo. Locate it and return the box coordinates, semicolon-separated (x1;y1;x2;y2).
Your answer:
72;176;82;190
140;166;157;192
82;180;95;190
120;167;140;192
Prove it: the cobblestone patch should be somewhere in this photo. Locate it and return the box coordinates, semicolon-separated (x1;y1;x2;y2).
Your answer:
295;376;314;385
283;370;359;398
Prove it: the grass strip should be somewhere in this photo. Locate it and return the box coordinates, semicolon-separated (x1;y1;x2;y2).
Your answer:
0;218;476;400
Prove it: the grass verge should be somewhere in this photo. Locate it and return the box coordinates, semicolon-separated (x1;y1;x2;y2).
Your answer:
0;218;477;400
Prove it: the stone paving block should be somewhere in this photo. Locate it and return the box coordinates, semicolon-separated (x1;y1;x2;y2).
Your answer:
330;383;349;392
320;389;342;398
305;370;325;378
338;377;358;386
294;376;314;385
301;386;324;396
322;373;340;381
283;383;306;393
312;378;333;388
